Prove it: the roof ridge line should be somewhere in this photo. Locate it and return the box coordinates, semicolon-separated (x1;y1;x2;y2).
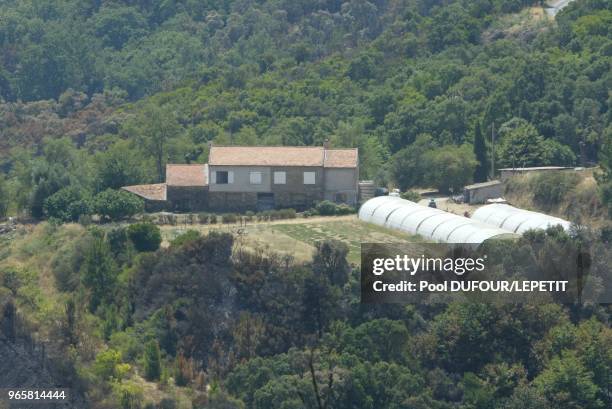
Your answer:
210;145;325;149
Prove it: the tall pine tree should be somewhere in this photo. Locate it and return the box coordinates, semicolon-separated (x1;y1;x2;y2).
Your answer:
144;340;162;381
473;122;488;182
595;132;612;216
82;233;117;312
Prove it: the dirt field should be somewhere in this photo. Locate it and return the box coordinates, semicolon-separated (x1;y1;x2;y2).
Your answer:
160;215;417;265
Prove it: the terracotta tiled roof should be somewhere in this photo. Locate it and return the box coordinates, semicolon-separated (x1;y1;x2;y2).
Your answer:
122;184;167;201
208;146;358;168
166;164;208;186
324;148;358;168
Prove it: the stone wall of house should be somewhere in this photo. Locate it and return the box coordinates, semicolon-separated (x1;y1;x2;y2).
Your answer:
270;166;324;209
143;199;168;213
208;192;258;211
167;186;208;212
324;168;359;205
274;191;323;210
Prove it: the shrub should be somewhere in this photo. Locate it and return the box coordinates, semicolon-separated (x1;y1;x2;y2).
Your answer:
107;227;129;255
423;144;478;193
143;340;161;381
335;204;355;215
114;381;144;409
0;176;8;218
51;238;90;292
600;224;612;243
313;201;355;216
94;349;130;381
93;189;144;221
171;230;201;247
315;200;338;215
167;214;177;225
174;352;195;387
531;172;581;209
43;186;91;222
276;208;297;219
303;209;318;218
159;399;178;409
222;213;238;224
197;213;210;224
127;223;162;252
400;190;421;202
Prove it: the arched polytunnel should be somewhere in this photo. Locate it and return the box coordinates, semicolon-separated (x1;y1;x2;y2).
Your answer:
358;196;516;244
471;204;571;234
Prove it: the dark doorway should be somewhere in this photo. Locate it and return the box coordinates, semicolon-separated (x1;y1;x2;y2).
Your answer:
257;193;275;211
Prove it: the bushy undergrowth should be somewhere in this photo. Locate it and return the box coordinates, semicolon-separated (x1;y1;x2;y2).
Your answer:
306;201;356;217
400;190;421;202
531;172;581;209
504;171;607;221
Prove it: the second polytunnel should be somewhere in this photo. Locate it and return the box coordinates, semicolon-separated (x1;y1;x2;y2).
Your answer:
358;196;517;245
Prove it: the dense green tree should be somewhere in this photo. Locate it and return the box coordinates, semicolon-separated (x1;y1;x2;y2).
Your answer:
82;232;118;312
129;104;182;182
312;240;351;287
424;144;478;193
144;340;162;381
473;122;489;182
93;189;144;221
20;137;89;218
92;5;147;49
127;223;162;252
496;118;573;168
0;176;8;218
534;350;604;409
503;386;552;409
94;141;148;191
390;134;436;191
573;319;612;408
302;272;337;339
596;130;612;216
204;390;246;409
28;162;73;219
93;349;129;381
43;186;91;222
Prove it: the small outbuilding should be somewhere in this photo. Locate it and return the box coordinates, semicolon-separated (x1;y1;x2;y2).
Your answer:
463;180;503;204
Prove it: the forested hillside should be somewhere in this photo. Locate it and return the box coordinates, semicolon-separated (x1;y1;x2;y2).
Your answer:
1;220;610;408
0;0;610;218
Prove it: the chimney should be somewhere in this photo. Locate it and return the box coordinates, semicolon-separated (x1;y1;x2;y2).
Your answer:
323;138;330;150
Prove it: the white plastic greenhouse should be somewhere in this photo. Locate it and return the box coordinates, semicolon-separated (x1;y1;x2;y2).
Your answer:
471;203;571;234
358;196;516;244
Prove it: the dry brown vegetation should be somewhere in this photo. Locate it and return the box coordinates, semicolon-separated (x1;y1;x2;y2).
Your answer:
504;169;607;226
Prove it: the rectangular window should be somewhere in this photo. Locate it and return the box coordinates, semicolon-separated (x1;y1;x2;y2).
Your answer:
303;171;316;185
215;171;233;184
273;171;286;184
250;171;262;184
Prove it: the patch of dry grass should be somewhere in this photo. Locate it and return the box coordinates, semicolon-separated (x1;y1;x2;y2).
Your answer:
160;216;418;265
504;169;606;226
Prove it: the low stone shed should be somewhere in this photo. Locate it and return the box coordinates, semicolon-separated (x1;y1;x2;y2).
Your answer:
463;180;503;204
